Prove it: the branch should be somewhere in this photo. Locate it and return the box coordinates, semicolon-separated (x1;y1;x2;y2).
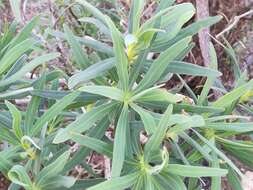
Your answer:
196;0;211;67
216;9;253;38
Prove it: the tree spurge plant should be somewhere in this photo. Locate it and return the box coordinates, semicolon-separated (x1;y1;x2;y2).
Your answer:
1;0;253;189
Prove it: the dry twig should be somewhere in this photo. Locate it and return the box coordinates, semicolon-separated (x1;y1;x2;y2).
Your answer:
216;9;253;38
196;0;211;67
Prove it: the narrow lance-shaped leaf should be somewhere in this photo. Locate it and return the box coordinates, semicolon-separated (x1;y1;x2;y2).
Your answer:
64;24;90;69
79;17;111;37
155;3;195;43
198;42;218;105
53;102;118;144
88;172;139;190
5;101;23;140
0;124;20;145
47;29;114;55
144;104;173;160
130;103;156;134
68;58;115;89
4;54;27;80
105;16;129;91
112;104;129;178
63;118;111;172
157;0;175;11
9;16;40;48
212;79;253;108
193;130;244;178
39;176;76;189
134;88;182;104
166;164;227;177
35;151;71;187
226;165;243;190
8;165;33;188
135;37;191;93
76;0;108;26
0;39;36;76
31;91;81;136
211;138;222;190
71;133;113;158
79;85;124;101
205;122;253;133
128;0;145;33
151;16;222;52
0;53;60;87
24;74;46;135
165;61;222;77
10;0;22;23
179;132;213;162
0;150;17;174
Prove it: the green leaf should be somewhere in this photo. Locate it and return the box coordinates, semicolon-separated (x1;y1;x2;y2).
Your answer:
9;16;40;48
0;112;13;127
193;130;243;177
180;132;213;162
151;16;222;52
24;74;45;135
71;133;113;157
205;122;253;133
104;16;129;91
128;0;145;33
144;105;173;159
4;54;26;80
0;39;35;76
0;87;32;100
155;172;187;190
0;124;19;144
79;17;110;37
226;165;243;190
30;90;103;103
76;0;108;26
213;79;253;108
222;141;253;169
5;101;23;140
211;140;222;190
155;3;195;43
56;179;105;190
0;148;19;174
130;103;156;134
134;88;182;104
53;102;117;143
135;37;191;93
166;164;227;177
138;100;225;114
35;151;70;187
40;176;76;189
79;85;124;101
112;104;129;177
47;29;113;55
167;115;205;134
8;165;32;188
64;118;110;172
216;137;253;149
64;24;90;69
198;42;218;105
157;0;175;11
139;3;193;34
0;53;60;87
88;172;139;190
10;0;22;23
165;61;221;77
68;58;115;89
31;91;81;136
